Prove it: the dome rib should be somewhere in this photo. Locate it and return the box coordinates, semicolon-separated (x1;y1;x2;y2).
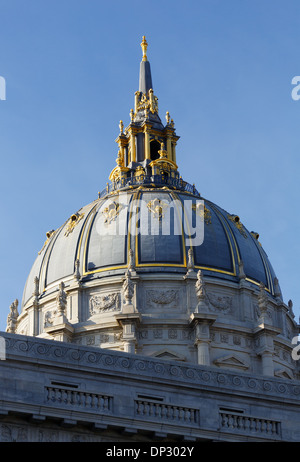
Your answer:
21;188;281;310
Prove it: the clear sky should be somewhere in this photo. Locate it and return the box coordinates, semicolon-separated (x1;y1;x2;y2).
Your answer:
0;0;299;331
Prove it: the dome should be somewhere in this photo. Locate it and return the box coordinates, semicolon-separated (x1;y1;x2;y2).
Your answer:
10;36;298;380
21;187;279;310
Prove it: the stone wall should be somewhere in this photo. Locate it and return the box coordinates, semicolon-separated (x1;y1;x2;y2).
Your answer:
1;332;300;442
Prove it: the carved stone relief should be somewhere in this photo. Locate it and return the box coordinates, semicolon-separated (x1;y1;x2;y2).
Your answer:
153;329;163;339
44;310;56;328
0;424;28;442
138;330;148;340
89;293;120;316
207;293;233;314
86;335;95;345
146;289;179;309
168;329;178;339
38;429;59;442
0;422;124;442
137;328;194;342
221;333;229;344
182;330;193;340
233;336;241;345
253;302;273;323
84;331;123;347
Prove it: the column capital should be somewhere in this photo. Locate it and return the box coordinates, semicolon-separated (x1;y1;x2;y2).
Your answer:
189;312;217;327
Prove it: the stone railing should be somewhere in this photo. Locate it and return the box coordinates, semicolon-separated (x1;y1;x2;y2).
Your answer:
219;410;281;438
45;386;112;413
98;174;200;198
3;333;300;404
135;399;199;426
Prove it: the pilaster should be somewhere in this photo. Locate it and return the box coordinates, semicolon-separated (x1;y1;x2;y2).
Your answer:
189;313;217;366
254;324;281;376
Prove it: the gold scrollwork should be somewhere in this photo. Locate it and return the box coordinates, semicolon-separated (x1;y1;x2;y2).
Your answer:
251;231;262;246
64;212;84;237
102;201;123;225
38;230;56;254
147;198;169;219
134;166;145;179
192;203;212;225
136;90;158;114
227;214;247;238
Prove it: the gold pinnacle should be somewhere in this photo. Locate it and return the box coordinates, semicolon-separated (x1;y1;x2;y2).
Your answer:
141;36;148;62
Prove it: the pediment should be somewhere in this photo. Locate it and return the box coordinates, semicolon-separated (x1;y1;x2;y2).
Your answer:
152;349;185;361
274;368;294;380
213;354;249;371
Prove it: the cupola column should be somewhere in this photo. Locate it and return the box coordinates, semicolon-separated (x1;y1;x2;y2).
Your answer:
172;140;177;165
166;134;173;162
144;124;151;160
130;130;136;163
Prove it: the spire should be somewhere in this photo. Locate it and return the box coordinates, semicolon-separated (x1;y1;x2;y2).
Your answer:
139;36;153;94
108;36;181;188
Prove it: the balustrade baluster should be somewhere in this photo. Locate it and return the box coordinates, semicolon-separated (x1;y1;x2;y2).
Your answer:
155;403;160;417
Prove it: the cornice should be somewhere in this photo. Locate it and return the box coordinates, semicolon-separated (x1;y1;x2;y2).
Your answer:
2;331;300;404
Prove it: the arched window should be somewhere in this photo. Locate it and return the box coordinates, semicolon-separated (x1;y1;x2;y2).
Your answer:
150;140;160;161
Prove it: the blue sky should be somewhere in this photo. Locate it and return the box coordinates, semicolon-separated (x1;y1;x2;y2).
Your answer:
0;0;299;331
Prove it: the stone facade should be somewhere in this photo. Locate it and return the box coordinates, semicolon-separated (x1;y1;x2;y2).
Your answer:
14;269;300;380
3;37;300;443
1;332;300;442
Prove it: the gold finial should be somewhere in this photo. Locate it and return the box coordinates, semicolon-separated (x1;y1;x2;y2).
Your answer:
141;36;148;62
159;141;167;158
116;149;123;166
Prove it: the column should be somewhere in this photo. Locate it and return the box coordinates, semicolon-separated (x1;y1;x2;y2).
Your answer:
144;127;150;160
123;323;137;354
189;313;217;366
166;135;172;161
196;339;211;366
254;326;280;377
261;350;274;376
130;132;136;163
172;140;177;165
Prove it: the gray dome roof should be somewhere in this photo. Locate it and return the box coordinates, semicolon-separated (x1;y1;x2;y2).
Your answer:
22;187;280;309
